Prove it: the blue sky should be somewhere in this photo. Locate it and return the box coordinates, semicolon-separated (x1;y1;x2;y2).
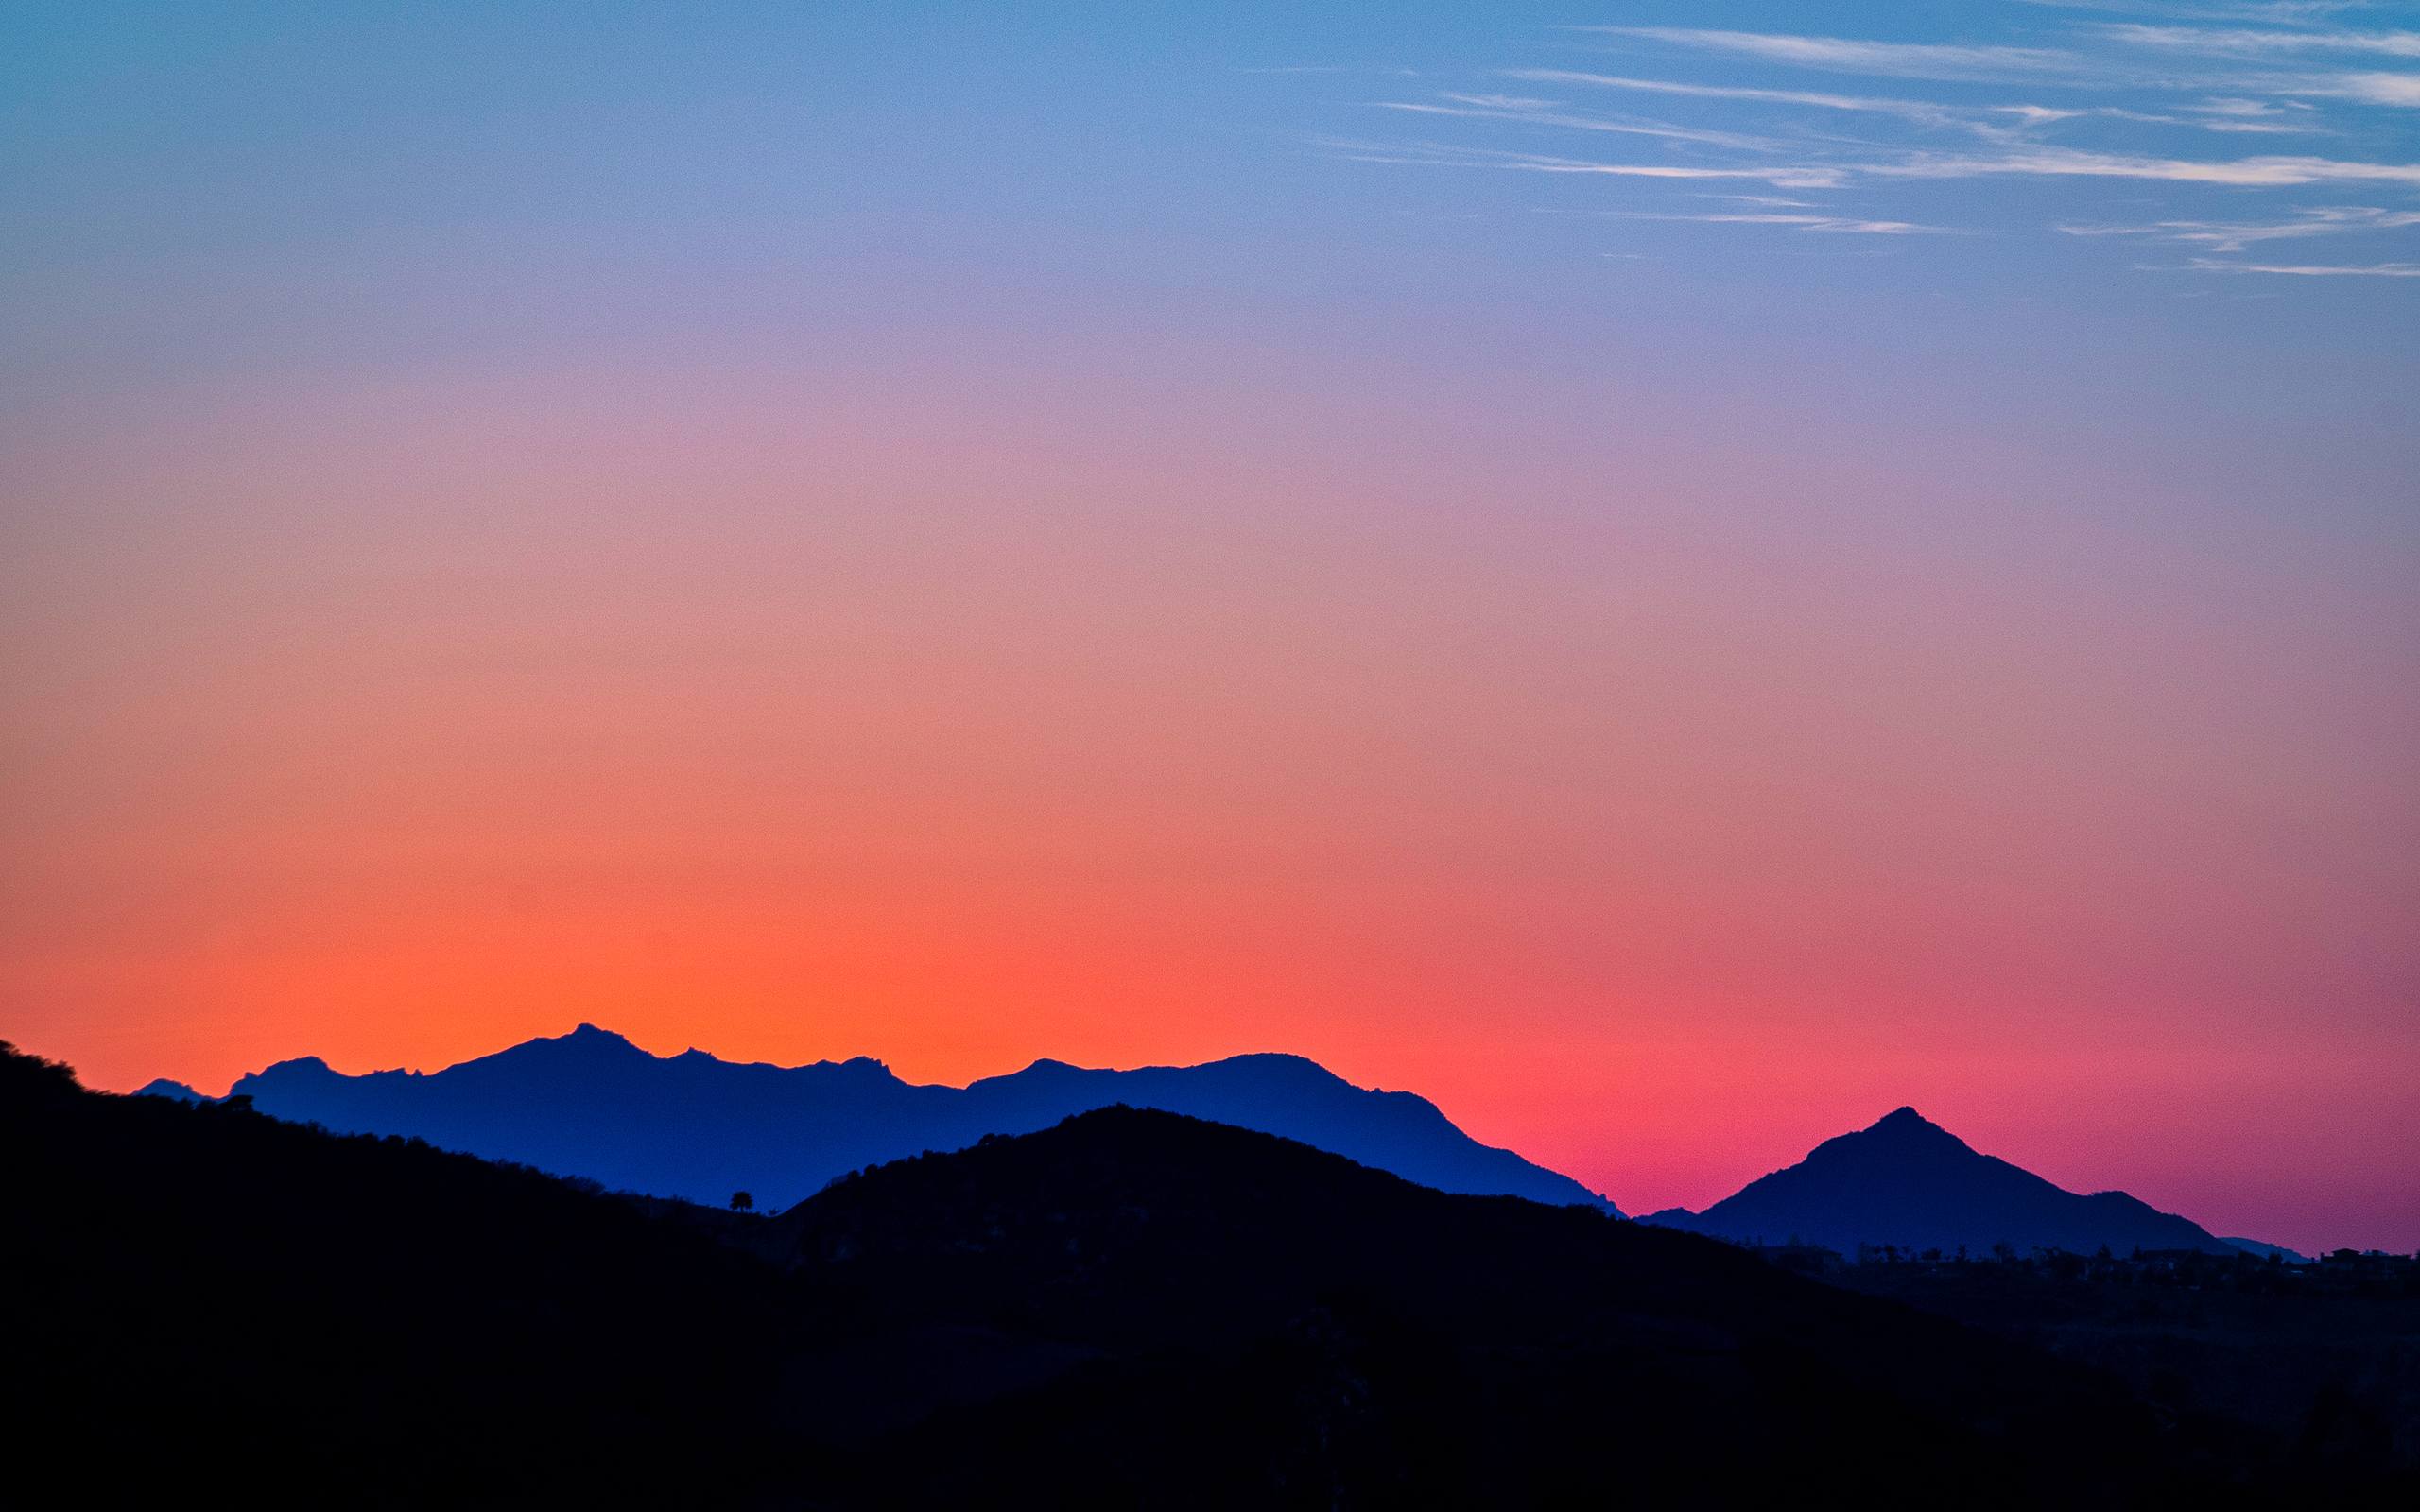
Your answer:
6;4;2413;480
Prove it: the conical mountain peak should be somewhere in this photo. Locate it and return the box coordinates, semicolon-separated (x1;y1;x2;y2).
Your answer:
1859;1106;1961;1143
1824;1104;1971;1152
1657;1105;2231;1257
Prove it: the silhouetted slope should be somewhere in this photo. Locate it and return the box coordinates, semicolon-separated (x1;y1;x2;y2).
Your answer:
182;1024;1614;1211
1653;1107;2236;1257
762;1107;2268;1505
1;1040;797;1504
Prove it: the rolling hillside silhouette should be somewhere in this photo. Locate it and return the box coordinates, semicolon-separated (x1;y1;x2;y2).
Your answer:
20;1040;2378;1506
1645;1107;2236;1257
137;1023;1616;1212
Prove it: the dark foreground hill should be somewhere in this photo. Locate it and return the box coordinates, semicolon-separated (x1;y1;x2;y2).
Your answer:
4;1040;793;1504
763;1113;2221;1507
9;1041;2398;1506
141;1023;1614;1211
1646;1107;2237;1259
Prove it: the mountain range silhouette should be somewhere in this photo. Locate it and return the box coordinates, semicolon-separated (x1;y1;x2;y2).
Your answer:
140;1032;2308;1257
23;1040;2340;1503
1643;1106;2238;1257
23;1038;2412;1497
139;1024;1616;1213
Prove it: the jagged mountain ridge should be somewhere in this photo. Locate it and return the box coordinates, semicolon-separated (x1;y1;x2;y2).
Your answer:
1645;1106;2235;1257
143;1024;1617;1213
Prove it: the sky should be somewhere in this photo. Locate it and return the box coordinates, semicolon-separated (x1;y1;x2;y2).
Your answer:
3;1;2415;1254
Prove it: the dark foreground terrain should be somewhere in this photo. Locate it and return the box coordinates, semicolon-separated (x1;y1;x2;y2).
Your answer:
4;1041;2408;1507
1836;1249;2420;1473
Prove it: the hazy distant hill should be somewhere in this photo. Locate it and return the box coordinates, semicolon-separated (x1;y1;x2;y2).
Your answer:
2223;1237;2314;1264
1645;1107;2235;1258
141;1024;1616;1213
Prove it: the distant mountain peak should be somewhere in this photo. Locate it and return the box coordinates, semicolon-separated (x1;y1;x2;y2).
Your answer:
1215;1051;1344;1079
505;1023;651;1061
999;1052;1342;1086
1830;1105;1974;1159
1655;1106;2231;1257
257;1055;336;1077
156;1027;1618;1214
824;1055;896;1078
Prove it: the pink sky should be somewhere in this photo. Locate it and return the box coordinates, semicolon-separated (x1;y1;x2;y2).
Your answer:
8;329;2412;1256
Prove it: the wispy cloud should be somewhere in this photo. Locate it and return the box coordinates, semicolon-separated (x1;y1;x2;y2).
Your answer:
1242;64;1424;77
2100;23;2420;56
2184;255;2420;273
2061;204;2420;249
1571;19;2420;110
1308;9;2420;284
1613;211;1956;234
2180;96;2330;129
1577;27;2091;81
1502;69;1966;126
1506;68;2333;138
2088;24;2420;107
1347;129;2420;195
1872;146;2420;185
2020;1;2375;19
2285;71;2420;105
2190;96;2309;114
1374;95;1782;151
1319;139;1847;190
